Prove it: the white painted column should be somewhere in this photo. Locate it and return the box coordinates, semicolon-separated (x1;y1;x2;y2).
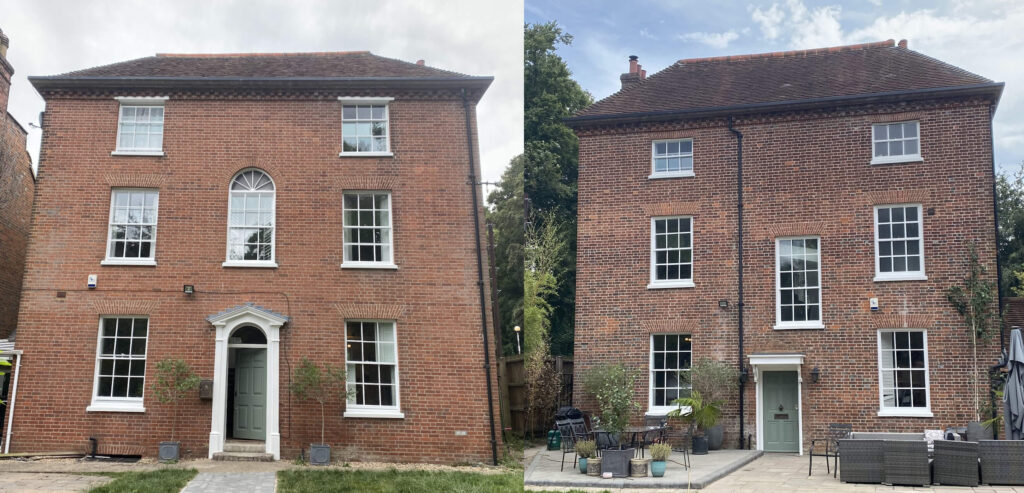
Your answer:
267;325;281;460
209;325;228;458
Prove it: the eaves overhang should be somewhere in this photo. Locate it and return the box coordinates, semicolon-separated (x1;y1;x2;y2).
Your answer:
565;82;1004;129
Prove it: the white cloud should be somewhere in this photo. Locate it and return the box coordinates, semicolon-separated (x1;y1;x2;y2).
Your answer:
678;31;740;49
640;28;656;40
745;0;1024;167
2;0;523;182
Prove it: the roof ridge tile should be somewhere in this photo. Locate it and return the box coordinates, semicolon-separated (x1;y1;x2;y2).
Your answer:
677;39;895;64
155;51;371;58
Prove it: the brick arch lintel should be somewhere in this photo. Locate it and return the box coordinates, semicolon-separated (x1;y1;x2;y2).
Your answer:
90;299;160;315
335;175;399;191
642;201;699;217
334;303;408;321
871;313;935;329
864;189;931;205
641;319;699;334
103;173;167;188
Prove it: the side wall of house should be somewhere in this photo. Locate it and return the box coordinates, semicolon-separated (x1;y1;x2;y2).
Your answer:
0;115;34;340
9;90;499;463
574;97;1001;449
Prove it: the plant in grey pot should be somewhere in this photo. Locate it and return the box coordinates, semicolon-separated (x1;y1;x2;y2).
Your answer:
151;358;201;462
669;390;721;455
682;358;738;450
583;363;640;478
291;357;348;466
947;242;998;431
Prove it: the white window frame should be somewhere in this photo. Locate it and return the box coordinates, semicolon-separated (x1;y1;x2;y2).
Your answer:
111;96;168;156
88;316;148;413
648;216;695;289
343;319;403;419
775;236;824;330
341;191;397;269
874;204;927;282
223;169;278;268
101;188;159;266
338;97;394;157
649;138;695;179
648;333;692;416
870;121;922;165
876;329;933;417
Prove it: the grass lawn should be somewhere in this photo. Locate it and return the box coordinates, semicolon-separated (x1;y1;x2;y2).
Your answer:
277;469;523;493
88;469;198;493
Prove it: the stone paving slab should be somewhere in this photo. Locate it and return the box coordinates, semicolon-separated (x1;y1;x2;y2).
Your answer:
0;472;112;493
524;446;762;489
181;471;276;493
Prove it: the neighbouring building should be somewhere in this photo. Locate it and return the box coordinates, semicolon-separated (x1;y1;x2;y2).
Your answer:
0;27;37;444
567;40;1004;453
4;50;500;463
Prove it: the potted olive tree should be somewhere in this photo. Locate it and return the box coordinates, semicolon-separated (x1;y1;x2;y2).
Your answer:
291;357;348;466
151;359;201;462
683;358;738;450
583;363;640;478
669;390;721;455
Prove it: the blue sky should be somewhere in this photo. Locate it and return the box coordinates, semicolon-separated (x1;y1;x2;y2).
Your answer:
526;0;1024;170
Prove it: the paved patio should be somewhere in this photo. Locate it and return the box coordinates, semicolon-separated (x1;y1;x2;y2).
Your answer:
529;452;1024;492
524;445;762;489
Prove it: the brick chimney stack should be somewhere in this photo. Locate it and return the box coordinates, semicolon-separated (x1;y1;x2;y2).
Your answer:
0;27;13;115
620;55;646;90
898;39;908;49
416;59;425;66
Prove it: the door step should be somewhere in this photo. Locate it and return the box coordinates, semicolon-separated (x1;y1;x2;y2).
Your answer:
223;440;266;453
212;452;274;462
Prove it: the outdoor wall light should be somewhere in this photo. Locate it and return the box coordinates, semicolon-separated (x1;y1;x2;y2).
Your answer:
718;299;729;309
739;367;749;384
810;366;821;383
183;284;195;295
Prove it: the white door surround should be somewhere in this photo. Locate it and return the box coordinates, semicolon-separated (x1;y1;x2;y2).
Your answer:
207;303;288;460
748;353;804;455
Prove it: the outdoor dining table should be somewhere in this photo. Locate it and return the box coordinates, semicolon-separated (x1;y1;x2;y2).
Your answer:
593;425;667;458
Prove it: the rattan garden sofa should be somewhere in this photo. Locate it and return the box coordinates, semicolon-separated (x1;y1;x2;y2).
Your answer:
838;439;884;484
882;440;931;486
979;440;1024;485
933;440;979;487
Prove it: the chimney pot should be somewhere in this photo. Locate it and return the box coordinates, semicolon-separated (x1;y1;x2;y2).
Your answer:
898;39;907;49
628;55;639;74
641;69;647;79
416;59;425;66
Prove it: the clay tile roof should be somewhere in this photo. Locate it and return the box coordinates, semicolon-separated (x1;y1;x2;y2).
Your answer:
573;40;997;121
57;51;473;79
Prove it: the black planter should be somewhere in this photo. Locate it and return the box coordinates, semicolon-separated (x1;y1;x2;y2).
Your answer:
310;444;331;466
706;424;724;450
158;441;180;462
691;436;709;455
600;448;635;478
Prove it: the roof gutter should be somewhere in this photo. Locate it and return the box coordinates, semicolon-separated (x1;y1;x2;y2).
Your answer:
566;82;1004;128
28;75;493;94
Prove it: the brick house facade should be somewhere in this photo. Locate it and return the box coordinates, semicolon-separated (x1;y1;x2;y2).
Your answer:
4;51;500;463
568;40;1004;452
0;28;35;341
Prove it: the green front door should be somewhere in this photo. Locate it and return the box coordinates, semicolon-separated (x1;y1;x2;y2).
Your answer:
233;348;267;440
762;371;799;452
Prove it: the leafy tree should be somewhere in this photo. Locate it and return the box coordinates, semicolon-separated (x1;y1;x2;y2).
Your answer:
151;359;201;442
524;21;593;356
523;211;567;355
947;242;998;421
999;163;1024;296
487;155;525;356
583;363;640;447
291;358;348;445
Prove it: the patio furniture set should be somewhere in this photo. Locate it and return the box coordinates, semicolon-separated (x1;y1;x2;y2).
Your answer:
809;424;1024;486
555;413;690;477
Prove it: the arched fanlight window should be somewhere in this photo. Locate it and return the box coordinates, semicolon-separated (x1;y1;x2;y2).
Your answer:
226;169;276;264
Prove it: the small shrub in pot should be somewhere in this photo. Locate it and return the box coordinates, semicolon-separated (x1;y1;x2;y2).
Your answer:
575;440;596;474
151;359;201;462
291;357;349;465
649;443;671;477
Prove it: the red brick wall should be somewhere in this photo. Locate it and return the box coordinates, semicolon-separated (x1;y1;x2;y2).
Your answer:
0;115;34;340
9;88;500;463
573;97;1001;450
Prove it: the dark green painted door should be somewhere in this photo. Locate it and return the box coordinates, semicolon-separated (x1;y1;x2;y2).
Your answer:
763;371;799;452
233;348;266;440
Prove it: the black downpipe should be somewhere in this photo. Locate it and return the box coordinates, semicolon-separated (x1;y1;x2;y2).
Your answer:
728;117;746;446
462;88;499;466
